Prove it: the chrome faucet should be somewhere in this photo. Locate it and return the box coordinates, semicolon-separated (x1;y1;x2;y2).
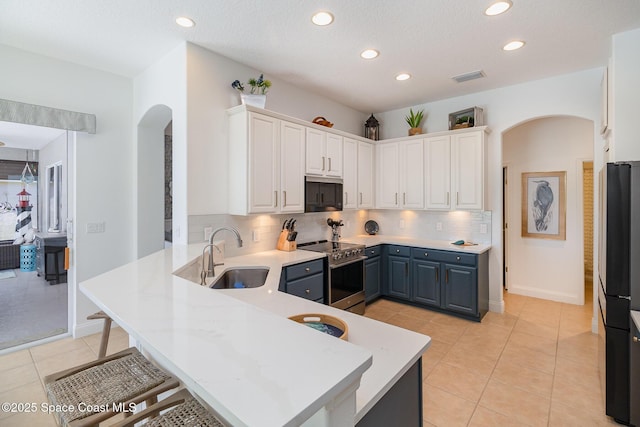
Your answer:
200;227;243;286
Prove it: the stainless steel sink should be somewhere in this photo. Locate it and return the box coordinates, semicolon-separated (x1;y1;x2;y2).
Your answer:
209;268;269;289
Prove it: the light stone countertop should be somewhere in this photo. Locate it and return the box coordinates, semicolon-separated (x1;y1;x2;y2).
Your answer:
80;243;431;426
343;234;492;254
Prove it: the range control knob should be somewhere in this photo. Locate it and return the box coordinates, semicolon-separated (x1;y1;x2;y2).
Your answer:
344;250;351;257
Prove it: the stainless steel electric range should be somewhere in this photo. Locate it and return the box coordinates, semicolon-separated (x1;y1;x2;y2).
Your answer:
298;240;366;314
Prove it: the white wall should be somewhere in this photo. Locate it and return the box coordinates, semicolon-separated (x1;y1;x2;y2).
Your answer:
0;43;134;336
134;43;188;245
376;68;601;312
184;43;368;217
610;28;640;161
38;132;67;232
503;117;593;303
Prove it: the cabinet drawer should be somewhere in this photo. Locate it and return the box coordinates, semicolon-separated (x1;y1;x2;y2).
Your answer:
365;246;381;258
439;252;476;266
286;274;324;301
411;248;448;262
387;245;411;257
285;259;324;281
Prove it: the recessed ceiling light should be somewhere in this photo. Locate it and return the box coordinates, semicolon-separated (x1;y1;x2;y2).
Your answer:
485;1;512;16
396;73;411;81
503;40;525;51
176;16;195;28
311;11;334;26
360;49;379;59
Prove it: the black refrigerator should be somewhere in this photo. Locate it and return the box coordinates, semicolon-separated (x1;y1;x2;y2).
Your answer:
599;161;640;425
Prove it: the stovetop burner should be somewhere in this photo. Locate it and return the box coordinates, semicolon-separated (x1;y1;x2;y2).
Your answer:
298;240;365;264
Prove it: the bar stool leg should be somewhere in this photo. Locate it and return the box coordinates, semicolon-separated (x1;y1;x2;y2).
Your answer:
87;311;112;358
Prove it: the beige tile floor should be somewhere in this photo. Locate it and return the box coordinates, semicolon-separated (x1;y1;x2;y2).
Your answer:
0;291;616;426
364;290;617;427
0;327;130;426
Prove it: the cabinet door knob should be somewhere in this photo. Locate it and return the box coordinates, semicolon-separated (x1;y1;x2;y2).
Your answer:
456;256;461;261
305;289;310;294
305;267;310;272
634;336;639;343
396;249;400;253
371;251;375;255
424;252;429;257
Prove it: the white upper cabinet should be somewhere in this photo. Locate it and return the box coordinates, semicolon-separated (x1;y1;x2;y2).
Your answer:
343;138;358;209
344;138;374;210
279;121;306;213
376;142;400;208
451;131;485;210
425;129;486;211
357;141;374;209
376;139;424;209
246;113;279;213
306;128;343;177
425;135;452;209
400;139;425;209
228;109;305;215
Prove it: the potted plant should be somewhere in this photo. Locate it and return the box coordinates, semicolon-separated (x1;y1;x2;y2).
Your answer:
405;108;425;136
231;74;272;109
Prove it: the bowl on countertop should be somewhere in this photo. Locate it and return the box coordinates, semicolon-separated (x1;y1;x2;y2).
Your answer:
288;313;348;340
364;220;379;235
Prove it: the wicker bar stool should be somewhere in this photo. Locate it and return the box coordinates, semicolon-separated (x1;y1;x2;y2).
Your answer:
86;311;112;358
110;389;226;427
44;347;179;427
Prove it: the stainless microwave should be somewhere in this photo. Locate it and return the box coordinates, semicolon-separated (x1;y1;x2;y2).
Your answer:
304;176;343;212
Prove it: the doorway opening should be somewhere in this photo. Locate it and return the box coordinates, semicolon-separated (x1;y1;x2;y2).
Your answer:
583;161;594;301
137;105;172;259
0;125;71;351
503;165;509;291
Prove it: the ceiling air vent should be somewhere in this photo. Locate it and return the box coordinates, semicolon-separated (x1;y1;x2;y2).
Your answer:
451;70;486;83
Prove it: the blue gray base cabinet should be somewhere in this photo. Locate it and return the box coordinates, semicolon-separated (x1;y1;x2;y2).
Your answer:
372;244;489;322
364;246;382;303
278;258;326;303
356;358;422;427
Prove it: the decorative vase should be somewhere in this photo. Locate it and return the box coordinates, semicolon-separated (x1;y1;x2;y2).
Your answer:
241;94;267;109
408;127;422;136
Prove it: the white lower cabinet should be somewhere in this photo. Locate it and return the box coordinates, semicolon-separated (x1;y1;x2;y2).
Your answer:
425;129;486;211
376;139;424;209
228;109;305;215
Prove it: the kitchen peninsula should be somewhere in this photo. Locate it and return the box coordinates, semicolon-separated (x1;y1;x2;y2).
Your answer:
80;243;431;426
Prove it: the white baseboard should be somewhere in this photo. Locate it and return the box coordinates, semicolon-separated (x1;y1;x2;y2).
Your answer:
507;285;582;305
73;320;119;339
489;299;505;314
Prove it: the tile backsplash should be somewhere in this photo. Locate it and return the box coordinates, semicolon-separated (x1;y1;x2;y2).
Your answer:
188;209;491;256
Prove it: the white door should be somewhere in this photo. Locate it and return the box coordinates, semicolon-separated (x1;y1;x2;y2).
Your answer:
306;128;325;176
326;133;343;177
342;138;358;209
376;142;399;208
249;113;279;213
425;135;452;209
280;121;305;213
400;139;424;209
357;141;374;208
452;132;484;210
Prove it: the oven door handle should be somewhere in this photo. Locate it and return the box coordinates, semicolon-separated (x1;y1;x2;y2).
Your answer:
328;256;367;269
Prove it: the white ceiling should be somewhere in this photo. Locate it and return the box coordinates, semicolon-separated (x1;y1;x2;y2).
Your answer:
0;122;66;150
1;0;640;114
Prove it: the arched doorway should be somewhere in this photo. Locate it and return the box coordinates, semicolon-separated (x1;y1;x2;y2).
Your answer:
502;116;594;305
137;105;172;259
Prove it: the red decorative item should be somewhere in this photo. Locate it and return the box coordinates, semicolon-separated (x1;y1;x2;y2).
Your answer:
17;189;31;208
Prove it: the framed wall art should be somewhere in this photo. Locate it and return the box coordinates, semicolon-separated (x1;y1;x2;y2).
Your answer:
521;171;566;240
